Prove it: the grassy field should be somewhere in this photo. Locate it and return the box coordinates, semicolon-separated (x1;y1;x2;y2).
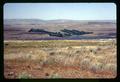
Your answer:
4;39;117;78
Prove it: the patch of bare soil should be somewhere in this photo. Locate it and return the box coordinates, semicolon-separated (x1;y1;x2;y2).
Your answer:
4;59;116;79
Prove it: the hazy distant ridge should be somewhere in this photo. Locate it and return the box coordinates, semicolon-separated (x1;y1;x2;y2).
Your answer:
4;19;116;25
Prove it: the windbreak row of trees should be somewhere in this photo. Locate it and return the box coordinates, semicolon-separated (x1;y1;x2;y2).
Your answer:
61;29;93;35
28;28;93;37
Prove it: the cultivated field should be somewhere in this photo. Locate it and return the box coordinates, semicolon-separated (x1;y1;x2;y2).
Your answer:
4;39;117;79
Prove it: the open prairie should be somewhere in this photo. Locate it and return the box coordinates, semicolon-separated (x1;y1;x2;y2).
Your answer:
4;3;117;79
4;39;117;78
4;19;116;40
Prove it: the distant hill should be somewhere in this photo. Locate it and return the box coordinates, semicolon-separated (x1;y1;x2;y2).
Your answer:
4;19;116;25
4;19;46;25
4;19;116;40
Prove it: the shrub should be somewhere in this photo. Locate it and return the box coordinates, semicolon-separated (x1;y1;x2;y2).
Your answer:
30;50;48;62
89;49;97;55
80;58;91;70
18;72;32;79
49;52;55;56
67;46;73;49
45;56;58;65
49;73;62;78
7;72;14;76
104;63;117;73
90;62;104;73
97;47;101;51
5;43;9;46
75;50;81;54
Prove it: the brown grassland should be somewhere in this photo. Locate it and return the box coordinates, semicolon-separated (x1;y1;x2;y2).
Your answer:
4;39;117;79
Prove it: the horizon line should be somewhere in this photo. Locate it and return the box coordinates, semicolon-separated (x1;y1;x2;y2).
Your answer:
4;18;116;21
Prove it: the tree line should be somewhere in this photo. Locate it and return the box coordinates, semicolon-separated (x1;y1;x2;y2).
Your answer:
28;28;93;37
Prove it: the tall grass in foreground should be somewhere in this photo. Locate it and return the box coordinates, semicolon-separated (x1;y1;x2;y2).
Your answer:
4;39;117;74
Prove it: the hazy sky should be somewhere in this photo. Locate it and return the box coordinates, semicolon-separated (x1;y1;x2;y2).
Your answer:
4;3;116;20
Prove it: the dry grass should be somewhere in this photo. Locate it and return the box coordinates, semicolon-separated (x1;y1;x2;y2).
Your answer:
4;39;117;78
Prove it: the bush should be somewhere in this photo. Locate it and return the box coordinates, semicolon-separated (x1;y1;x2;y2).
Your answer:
49;52;55;56
67;46;73;49
75;50;81;54
80;58;91;70
5;43;9;46
49;73;62;78
104;63;117;73
18;72;32;79
30;50;48;61
97;47;101;51
89;49;97;55
45;57;58;65
90;62;104;73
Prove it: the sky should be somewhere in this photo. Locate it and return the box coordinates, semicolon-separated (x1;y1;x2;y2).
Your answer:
4;3;116;20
